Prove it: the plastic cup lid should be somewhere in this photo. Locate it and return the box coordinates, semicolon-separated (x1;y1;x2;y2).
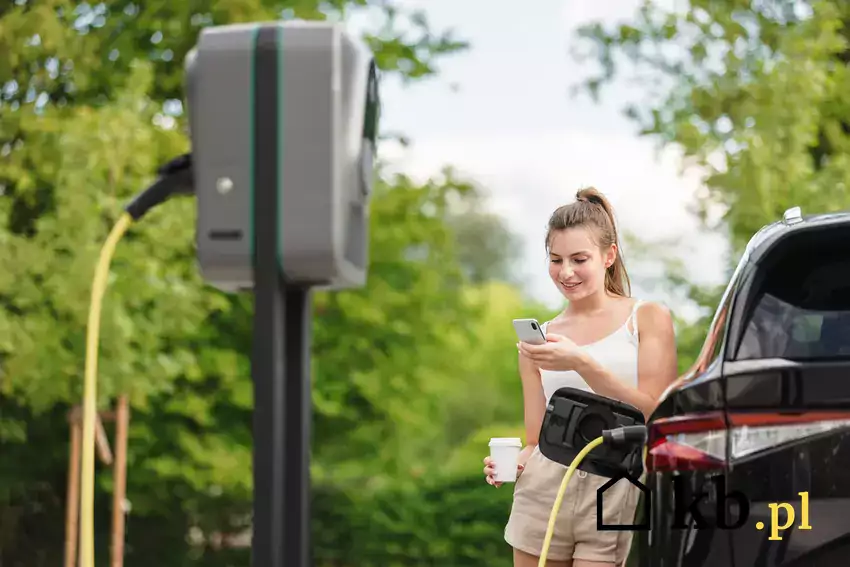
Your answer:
489;437;522;447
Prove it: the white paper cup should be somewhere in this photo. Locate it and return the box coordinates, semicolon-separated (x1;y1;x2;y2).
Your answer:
489;437;523;483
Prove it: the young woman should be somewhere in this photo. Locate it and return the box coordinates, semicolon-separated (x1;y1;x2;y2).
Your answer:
483;187;679;567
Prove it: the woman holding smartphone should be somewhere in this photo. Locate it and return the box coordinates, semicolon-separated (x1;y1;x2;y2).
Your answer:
483;188;678;567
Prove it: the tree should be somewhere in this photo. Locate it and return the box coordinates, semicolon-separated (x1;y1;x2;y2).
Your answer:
619;231;726;372
574;0;850;254
448;207;525;285
572;1;850;374
0;0;467;110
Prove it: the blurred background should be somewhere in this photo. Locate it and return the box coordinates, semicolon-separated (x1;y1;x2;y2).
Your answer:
1;0;848;565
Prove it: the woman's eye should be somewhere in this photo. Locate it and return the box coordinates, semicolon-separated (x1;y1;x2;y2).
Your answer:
574;258;587;264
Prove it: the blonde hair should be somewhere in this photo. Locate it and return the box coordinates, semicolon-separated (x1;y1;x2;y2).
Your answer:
545;187;631;297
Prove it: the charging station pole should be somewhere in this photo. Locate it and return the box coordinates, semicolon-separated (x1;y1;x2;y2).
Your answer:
251;241;312;567
251;269;312;567
250;27;312;567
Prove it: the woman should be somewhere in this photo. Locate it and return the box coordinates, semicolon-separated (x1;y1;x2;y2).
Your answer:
483;187;678;567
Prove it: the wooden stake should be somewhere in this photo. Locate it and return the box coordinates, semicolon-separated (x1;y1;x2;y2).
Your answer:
64;414;82;567
65;399;129;567
96;413;114;466
110;396;130;567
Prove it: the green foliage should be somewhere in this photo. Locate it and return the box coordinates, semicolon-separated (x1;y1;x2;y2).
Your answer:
653;257;727;374
446;198;525;285
0;0;468;109
313;473;516;567
1;62;202;414
574;0;850;378
620;230;726;373
576;0;850;253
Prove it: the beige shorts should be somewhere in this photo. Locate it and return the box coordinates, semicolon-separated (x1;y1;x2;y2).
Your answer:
504;446;640;564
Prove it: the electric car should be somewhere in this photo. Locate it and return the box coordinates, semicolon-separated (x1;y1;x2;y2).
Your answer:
632;206;850;566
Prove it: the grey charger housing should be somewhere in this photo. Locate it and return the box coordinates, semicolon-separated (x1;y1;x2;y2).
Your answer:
185;21;379;292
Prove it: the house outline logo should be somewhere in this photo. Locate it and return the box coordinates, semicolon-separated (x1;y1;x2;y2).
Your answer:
596;473;651;531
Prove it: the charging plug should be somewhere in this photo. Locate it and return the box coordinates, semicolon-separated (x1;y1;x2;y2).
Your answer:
602;425;647;447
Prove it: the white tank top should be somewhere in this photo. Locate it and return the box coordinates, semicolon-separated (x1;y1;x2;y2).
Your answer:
540;300;644;404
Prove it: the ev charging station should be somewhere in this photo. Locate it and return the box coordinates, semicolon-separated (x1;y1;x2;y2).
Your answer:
185;21;380;567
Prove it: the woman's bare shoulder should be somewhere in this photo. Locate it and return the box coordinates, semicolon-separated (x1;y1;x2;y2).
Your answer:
635;300;675;333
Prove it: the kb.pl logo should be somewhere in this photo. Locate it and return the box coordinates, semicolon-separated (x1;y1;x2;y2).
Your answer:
597;474;812;541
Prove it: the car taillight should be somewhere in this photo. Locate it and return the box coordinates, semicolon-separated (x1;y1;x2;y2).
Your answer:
647;411;850;473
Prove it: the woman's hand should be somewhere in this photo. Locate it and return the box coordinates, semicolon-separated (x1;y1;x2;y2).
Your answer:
517;333;587;372
483;445;534;487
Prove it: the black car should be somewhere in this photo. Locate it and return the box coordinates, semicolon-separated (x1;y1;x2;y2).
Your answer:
632;206;850;566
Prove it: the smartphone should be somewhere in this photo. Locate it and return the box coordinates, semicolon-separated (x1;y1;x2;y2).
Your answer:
512;318;547;345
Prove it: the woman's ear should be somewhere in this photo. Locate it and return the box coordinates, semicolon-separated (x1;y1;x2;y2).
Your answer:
604;243;618;269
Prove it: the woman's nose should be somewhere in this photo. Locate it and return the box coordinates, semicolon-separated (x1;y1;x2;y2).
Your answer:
559;266;574;279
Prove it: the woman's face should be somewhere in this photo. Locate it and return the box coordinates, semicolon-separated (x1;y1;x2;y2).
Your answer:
547;226;616;301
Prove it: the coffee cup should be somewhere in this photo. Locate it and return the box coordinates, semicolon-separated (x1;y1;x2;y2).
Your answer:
489;437;523;482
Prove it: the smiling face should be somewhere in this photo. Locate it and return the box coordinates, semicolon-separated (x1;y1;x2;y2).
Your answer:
547;226;618;301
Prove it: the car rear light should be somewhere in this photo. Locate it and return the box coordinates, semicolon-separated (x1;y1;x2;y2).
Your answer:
647;411;850;473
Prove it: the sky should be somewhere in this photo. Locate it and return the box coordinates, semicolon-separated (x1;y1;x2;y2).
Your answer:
352;0;731;319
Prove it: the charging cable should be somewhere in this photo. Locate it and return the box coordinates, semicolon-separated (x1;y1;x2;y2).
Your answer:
78;154;193;567
537;425;647;567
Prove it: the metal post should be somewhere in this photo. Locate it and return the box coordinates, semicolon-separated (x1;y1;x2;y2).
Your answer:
250;241;286;567
251;23;312;567
284;286;312;566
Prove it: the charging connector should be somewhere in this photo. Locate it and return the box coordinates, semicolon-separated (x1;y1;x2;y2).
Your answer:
124;153;194;221
602;425;647;447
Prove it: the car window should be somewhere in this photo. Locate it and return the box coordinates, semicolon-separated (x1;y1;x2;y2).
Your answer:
677;261;741;380
687;298;729;376
737;252;850;361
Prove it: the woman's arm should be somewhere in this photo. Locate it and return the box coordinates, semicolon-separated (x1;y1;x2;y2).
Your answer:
518;351;547;448
483;350;546;486
574;302;678;418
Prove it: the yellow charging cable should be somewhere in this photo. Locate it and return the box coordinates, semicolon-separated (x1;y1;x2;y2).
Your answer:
75;153;192;567
538;434;649;566
538;436;605;566
79;212;134;567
